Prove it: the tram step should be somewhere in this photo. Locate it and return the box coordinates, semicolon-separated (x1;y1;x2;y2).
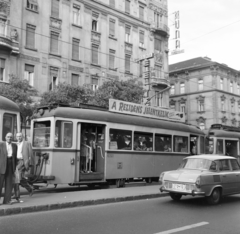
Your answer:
79;172;104;180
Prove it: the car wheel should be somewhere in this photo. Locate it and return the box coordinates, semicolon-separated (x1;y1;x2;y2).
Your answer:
206;188;221;205
170;193;182;201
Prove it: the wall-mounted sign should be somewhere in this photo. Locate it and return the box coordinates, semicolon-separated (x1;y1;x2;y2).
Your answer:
171;49;184;55
109;99;185;122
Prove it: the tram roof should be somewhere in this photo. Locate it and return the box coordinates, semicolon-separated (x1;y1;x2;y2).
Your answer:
34;106;204;135
0;95;20;112
209;129;240;138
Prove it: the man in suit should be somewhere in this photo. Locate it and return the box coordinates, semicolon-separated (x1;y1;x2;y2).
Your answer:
0;132;17;204
13;132;34;202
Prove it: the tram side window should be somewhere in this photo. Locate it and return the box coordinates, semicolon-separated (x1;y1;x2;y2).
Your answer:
2;114;17;141
155;134;172;152
55;121;73;148
205;138;214;154
216;139;223;154
173;136;188;153
33;121;51;147
109;129;132;150
134;132;153;151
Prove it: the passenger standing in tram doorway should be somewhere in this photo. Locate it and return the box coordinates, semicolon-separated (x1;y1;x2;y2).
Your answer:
80;128;88;173
86;128;96;172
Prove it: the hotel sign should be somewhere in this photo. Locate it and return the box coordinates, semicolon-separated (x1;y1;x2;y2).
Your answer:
109;99;185;122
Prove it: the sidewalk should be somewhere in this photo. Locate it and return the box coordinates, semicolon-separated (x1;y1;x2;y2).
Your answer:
0;184;168;216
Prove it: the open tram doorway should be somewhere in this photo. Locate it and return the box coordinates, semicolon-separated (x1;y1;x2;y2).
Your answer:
78;123;105;181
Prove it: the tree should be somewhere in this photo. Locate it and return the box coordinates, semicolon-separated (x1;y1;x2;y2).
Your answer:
39;82;94;106
91;79;145;108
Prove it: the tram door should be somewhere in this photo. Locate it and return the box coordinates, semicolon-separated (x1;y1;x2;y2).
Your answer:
78;123;105;181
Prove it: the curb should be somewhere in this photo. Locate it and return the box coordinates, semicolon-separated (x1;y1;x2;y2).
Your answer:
0;193;168;216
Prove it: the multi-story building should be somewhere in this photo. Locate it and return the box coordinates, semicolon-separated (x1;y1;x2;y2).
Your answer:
0;0;170;107
169;57;240;130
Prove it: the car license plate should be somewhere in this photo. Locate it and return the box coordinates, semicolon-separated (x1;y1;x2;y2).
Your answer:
172;183;186;191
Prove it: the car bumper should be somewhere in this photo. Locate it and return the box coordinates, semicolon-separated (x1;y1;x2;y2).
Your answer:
159;186;206;196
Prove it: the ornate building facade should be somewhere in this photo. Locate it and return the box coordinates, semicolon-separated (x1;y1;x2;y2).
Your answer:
0;0;170;107
169;57;240;130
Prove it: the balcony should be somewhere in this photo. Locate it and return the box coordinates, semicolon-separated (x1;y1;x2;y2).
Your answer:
0;33;19;55
150;22;169;37
149;78;170;88
91;31;101;45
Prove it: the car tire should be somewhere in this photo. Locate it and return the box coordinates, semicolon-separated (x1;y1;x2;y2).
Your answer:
170;193;182;201
206;188;221;205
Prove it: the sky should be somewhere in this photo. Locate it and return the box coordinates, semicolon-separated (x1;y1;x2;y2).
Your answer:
168;0;240;70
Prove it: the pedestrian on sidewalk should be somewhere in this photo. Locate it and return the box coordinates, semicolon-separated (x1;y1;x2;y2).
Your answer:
0;132;17;205
12;132;34;203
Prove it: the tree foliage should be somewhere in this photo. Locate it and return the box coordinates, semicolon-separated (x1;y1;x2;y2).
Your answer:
0;77;38;121
39;82;94;106
90;79;145;108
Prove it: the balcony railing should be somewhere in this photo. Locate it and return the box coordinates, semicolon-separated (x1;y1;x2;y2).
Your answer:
0;33;19;54
125;42;133;54
149;78;170;87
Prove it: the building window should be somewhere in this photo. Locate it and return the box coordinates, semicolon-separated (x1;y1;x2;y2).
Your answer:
238;103;240;114
198;79;203;91
0;19;7;36
139;30;144;48
154;12;161;28
109;19;115;37
180;83;185;94
139;5;144;20
26;24;36;49
180;103;185;113
125;26;131;43
199;122;205;130
50;31;59;54
170;104;175;110
51;0;59;18
125;55;131;73
0;58;6;81
139;61;143;77
237;84;240;95
109;49;115;70
24;64;34;86
49;67;58;90
71;74;79;86
26;0;38;11
91;76;99;91
109;0;115;8
73;5;81;26
125;0;130;14
220;78;223;90
170;84;175;95
231;102;235;113
92;19;98;31
154;37;161;52
221;100;225;111
72;38;80;61
230;81;233;93
91;44;99;64
155;92;163;107
198;100;204;112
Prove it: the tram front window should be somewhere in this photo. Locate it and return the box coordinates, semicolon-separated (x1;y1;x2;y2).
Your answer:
2;114;17;141
55;121;73;148
205;138;214;154
33;121;51;147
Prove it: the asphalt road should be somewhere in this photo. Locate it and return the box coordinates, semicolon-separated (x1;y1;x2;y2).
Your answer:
1;194;240;234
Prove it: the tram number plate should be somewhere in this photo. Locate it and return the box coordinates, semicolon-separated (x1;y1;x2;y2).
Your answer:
172;184;186;191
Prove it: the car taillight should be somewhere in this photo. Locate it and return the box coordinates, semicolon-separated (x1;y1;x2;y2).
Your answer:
195;176;201;188
159;172;165;182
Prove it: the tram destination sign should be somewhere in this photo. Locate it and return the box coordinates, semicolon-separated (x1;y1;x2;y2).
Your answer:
109;99;185;122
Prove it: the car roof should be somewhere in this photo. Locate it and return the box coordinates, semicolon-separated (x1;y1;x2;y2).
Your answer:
184;154;235;161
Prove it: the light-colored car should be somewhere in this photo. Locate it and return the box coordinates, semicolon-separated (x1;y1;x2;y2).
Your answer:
159;155;240;205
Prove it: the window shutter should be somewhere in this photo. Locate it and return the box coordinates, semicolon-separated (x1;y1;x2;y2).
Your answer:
139;6;144;20
51;0;59;18
155;38;161;51
125;55;130;72
139;31;144;43
125;0;130;13
110;0;115;8
50;32;59;54
109;20;115;36
92;45;98;64
26;25;35;48
109;50;115;69
25;64;34;73
72;39;79;60
0;58;5;68
71;74;79;86
125;26;130;35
